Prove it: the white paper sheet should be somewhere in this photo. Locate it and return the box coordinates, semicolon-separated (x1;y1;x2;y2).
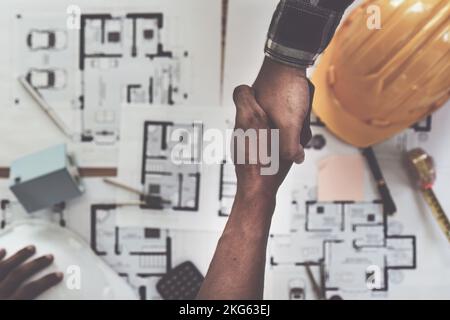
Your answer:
0;0;222;168
115;104;293;233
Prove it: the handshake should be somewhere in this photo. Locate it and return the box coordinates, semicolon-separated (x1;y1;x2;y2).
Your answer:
198;57;314;300
232;57;314;198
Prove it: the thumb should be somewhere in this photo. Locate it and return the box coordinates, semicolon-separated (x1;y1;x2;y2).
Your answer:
233;85;255;112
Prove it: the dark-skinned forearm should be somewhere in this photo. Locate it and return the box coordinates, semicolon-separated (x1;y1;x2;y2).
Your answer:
197;191;276;300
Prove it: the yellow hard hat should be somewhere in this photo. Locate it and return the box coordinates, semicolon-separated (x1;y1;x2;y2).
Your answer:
312;0;450;147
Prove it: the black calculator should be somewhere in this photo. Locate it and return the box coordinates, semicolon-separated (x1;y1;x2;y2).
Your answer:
156;261;204;300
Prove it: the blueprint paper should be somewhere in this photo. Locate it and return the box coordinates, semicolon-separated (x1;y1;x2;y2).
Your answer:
265;120;450;300
115;105;293;234
0;0;222;167
222;0;277;113
0;177;221;300
116;105;228;232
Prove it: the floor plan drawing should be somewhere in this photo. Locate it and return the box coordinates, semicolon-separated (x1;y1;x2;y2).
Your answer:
140;121;202;211
14;11;190;145
269;200;416;299
261;110;450;299
116;106;224;231
0;176;220;301
0;0;221;170
79;13;191;143
1;198;67;229
91;204;171;300
88;201;221;300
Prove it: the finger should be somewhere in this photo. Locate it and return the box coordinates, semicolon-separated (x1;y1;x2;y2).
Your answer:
0;245;36;282
233;85;255;112
0;249;6;261
0;254;54;297
233;85;270;129
11;272;63;300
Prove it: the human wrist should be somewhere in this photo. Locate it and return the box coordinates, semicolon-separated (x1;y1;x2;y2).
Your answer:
227;190;276;239
235;184;277;211
261;56;307;78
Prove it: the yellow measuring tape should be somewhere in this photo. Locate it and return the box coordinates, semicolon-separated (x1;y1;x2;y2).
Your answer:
406;148;450;243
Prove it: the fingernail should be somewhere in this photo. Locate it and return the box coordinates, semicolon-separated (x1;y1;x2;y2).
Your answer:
45;254;54;261
55;272;64;279
26;245;36;252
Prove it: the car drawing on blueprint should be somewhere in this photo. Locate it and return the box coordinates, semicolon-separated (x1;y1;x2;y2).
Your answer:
26;68;67;90
27;29;67;50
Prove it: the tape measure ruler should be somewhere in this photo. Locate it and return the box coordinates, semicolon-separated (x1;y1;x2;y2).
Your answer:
406;148;450;243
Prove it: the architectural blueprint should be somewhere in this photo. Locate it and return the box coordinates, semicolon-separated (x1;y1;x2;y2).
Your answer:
140;121;203;211
0;0;221;167
115;106;224;231
91;204;172;300
263;116;450;299
115;105;293;232
0;178;221;300
90;202;220;300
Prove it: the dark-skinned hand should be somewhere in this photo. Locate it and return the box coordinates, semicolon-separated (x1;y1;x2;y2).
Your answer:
0;245;63;300
253;57;312;164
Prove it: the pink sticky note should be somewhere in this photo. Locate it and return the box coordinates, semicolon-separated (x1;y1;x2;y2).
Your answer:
318;154;365;202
